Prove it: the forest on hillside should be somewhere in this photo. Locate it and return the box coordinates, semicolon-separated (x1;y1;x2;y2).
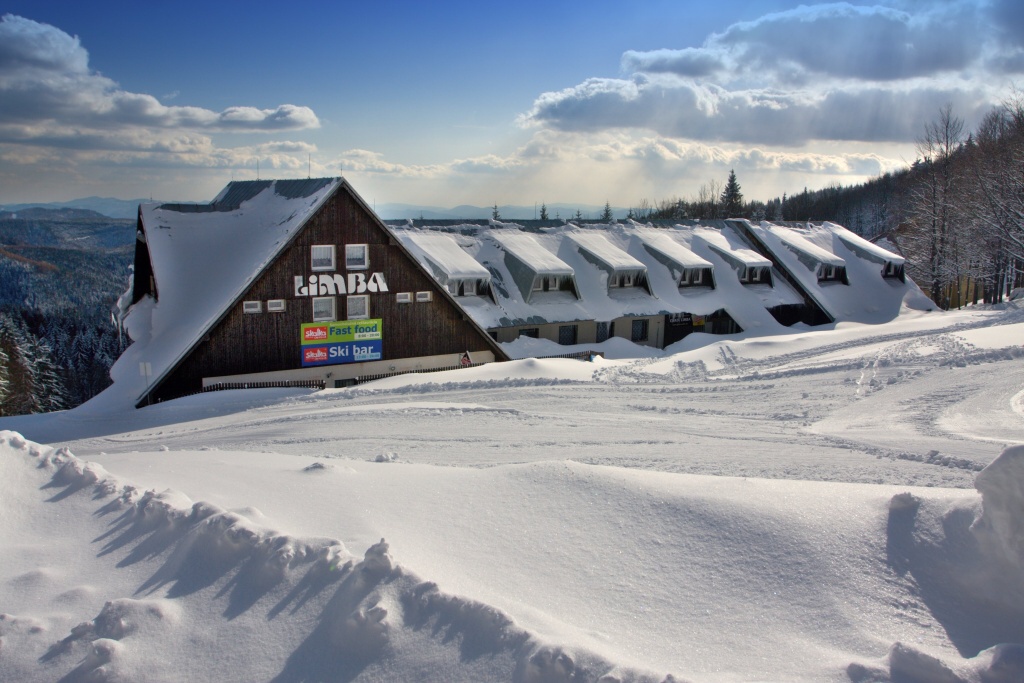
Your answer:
631;96;1024;307
0;209;133;416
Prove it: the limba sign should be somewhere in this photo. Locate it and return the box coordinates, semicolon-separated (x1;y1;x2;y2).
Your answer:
300;319;383;367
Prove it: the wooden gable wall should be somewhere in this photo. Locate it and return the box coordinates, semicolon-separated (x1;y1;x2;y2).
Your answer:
146;183;505;403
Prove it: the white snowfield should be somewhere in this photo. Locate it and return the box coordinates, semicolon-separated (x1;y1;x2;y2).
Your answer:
2;303;1024;682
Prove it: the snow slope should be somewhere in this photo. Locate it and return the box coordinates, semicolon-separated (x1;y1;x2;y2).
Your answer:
2;303;1024;682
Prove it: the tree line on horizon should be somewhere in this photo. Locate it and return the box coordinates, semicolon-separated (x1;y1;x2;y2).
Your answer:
626;97;1024;308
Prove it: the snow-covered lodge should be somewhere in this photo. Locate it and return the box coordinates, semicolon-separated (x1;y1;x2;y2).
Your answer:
121;178;507;407
392;216;913;348
118;177;915;406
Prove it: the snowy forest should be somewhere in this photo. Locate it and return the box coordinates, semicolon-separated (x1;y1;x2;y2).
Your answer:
0;208;131;416
632;97;1024;307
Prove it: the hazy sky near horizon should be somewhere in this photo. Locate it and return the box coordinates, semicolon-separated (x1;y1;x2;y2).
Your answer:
1;0;1022;209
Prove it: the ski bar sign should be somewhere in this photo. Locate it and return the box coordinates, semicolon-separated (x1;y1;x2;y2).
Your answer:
300;319;383;367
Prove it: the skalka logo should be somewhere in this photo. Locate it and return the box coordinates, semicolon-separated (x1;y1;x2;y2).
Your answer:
304;347;329;363
294;273;389;297
304;326;329;341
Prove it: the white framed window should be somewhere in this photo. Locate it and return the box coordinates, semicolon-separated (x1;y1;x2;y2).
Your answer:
311;245;336;271
267;299;286;313
532;277;544;292
345;244;369;270
463;280;477;296
447;281;459;295
396;292;412;303
415;291;433;302
312;296;336;322
346;294;369;319
242;301;262;314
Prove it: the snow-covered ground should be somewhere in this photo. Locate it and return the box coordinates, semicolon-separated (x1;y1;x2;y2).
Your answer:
2;303;1024;682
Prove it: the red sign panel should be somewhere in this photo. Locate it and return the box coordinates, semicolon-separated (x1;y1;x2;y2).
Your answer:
304;326;329;342
303;347;329;364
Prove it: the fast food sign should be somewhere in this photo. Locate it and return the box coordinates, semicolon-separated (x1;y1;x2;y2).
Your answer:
300;319;383;367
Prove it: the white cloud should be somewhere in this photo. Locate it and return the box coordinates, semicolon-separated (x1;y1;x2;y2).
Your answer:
522;2;1016;147
0;14;320;145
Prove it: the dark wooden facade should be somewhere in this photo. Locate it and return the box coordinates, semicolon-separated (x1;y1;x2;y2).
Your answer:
139;181;507;405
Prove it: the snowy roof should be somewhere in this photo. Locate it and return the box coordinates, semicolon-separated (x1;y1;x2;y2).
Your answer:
692;228;772;268
405;232;491;280
566;231;646;271
746;221;918;323
767;225;846;267
114;178;342;404
633;229;713;269
489;231;575;275
827;223;905;265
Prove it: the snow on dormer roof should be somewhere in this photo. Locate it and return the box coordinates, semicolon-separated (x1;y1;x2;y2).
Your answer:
489;231;574;275
405;232;491;280
826;223;905;266
634;229;713;269
767;225;845;267
692;227;771;268
566;231;646;272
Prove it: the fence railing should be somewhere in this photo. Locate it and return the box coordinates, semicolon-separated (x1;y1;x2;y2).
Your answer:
201;379;326;394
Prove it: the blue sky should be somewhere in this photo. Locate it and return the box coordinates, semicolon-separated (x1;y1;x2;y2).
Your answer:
1;0;1021;209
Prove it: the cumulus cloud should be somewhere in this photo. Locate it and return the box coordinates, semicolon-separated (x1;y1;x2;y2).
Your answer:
523;2;1016;146
522;75;992;144
0;14;320;143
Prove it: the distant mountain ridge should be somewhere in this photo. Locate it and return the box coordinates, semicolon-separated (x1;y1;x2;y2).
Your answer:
0;197;149;220
2;197;625;221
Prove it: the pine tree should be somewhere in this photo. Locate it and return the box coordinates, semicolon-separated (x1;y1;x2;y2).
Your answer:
601;202;613;222
720;170;744;218
539;204;549;220
492;204;501;220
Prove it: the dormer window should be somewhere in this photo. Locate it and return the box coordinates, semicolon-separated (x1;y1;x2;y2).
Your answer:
311;245;335;271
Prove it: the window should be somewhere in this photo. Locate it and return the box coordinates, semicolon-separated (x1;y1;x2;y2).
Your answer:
312;296;336;322
242;301;262;314
311;245;335;271
558;324;578;345
415;291;433;302
596;321;609;343
267;299;286;313
447;282;459;295
345;244;369;270
396;292;412;303
681;268;703;286
631;319;649;342
533;277;544;292
463;280;477;296
519;328;539;339
347;294;369;319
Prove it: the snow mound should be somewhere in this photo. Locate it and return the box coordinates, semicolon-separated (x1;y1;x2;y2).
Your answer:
1;432;677;682
854;448;1024;682
973;444;1024;570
